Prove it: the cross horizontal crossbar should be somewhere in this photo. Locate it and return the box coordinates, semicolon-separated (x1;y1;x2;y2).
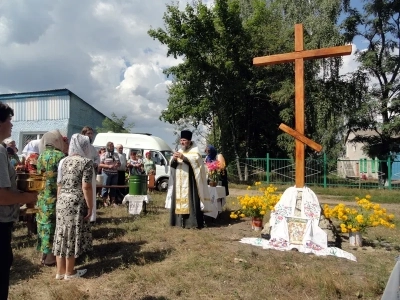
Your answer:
279;123;322;152
253;45;352;66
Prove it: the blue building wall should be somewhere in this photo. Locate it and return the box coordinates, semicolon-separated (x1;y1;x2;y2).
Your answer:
68;94;105;137
0;89;107;151
391;156;400;180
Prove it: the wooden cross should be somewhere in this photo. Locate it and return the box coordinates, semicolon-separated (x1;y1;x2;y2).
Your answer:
254;23;352;187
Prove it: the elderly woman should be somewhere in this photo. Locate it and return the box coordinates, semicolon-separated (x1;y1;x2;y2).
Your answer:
205;145;229;196
143;152;156;175
127;151;143;175
36;130;68;266
205;145;217;163
53;134;93;280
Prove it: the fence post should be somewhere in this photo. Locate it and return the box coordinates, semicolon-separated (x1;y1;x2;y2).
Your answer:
388;156;392;190
323;152;327;188
266;153;270;184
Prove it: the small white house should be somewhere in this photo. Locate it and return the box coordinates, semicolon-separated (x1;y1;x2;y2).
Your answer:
0;89;107;151
337;130;380;179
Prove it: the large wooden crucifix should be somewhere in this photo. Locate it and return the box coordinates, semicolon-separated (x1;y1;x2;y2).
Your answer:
254;23;352;187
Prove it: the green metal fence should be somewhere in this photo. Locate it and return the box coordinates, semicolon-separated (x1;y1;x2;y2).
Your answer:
227;153;400;189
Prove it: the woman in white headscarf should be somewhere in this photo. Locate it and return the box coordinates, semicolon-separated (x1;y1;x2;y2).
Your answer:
36;130;68;266
53;134;93;280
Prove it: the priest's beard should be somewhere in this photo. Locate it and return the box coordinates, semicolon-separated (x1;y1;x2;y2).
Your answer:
181;142;193;151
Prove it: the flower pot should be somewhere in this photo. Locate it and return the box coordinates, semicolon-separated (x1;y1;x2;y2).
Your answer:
349;231;362;247
252;217;263;231
209;181;217;187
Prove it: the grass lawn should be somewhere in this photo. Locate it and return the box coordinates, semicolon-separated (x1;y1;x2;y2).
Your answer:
9;186;400;300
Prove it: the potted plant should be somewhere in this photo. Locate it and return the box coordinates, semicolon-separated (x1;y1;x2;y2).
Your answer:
205;160;222;186
323;195;395;246
230;183;281;231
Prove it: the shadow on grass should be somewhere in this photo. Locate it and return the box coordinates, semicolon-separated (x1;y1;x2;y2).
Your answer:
140;296;170;300
83;241;172;278
95;216;137;225
12;234;37;249
204;210;246;228
92;227;131;240
10;254;42;284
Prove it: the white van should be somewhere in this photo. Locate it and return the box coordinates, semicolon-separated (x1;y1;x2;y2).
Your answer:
93;133;173;191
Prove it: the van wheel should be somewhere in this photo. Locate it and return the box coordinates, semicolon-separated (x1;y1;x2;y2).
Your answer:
157;178;169;192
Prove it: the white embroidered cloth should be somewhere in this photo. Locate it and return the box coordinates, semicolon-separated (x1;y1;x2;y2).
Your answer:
204;186;226;219
240;187;357;261
122;195;151;215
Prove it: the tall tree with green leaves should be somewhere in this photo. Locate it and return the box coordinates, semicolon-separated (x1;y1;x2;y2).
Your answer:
267;0;350;162
341;0;400;183
149;0;288;171
96;113;134;133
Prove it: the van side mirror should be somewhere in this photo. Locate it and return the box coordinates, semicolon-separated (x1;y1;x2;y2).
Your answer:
160;159;166;166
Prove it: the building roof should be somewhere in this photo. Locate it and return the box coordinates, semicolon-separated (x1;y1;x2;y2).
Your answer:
0;88;71;100
0;88;107;119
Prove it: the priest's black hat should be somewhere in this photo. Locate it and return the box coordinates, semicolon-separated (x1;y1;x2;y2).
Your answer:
180;130;192;140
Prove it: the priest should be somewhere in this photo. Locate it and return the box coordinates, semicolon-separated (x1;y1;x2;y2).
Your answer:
166;130;211;229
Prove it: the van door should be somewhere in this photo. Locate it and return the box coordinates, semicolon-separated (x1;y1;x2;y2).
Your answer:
150;150;169;191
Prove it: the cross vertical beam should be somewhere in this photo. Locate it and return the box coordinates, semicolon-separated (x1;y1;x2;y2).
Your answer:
294;24;305;187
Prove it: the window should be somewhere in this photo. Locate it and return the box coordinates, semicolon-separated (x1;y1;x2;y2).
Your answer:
21;133;45;149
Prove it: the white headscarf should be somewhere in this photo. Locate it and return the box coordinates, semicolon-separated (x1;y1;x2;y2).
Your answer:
68;134;91;158
22;139;40;156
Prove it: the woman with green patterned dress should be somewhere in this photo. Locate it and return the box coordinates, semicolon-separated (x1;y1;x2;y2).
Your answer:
36;130;68;266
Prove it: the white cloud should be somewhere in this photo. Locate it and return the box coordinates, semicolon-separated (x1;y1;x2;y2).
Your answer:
339;43;361;75
0;0;189;147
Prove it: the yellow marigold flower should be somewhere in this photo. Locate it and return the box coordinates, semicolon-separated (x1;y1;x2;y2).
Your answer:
365;194;371;199
242;206;246;209
390;224;395;229
260;210;265;215
240;213;245;218
247;186;251;190
341;228;348;233
351;228;357;232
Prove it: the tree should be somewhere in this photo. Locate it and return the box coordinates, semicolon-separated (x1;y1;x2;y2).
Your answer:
96;113;134;133
149;0;288;163
268;0;350;161
149;0;351;182
341;0;400;183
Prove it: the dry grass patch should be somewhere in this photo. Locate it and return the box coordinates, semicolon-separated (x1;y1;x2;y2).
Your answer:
8;191;400;300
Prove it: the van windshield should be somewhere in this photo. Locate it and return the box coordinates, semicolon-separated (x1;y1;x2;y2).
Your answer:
162;151;173;164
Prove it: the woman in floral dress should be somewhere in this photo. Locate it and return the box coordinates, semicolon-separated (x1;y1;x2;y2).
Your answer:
36;130;67;266
53;134;93;279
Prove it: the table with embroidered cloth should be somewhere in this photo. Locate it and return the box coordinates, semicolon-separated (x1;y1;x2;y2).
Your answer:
122;194;152;215
203;185;226;219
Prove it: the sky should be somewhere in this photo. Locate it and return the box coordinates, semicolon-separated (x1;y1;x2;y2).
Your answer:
0;0;364;149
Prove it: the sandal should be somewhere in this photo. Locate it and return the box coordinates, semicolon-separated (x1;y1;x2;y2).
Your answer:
41;254;56;267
